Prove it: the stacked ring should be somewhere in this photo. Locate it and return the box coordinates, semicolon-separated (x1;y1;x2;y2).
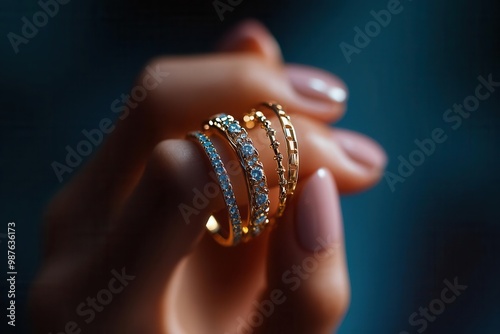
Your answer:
260;102;300;196
243;110;288;217
246;102;299;217
204;114;270;240
187;102;299;247
188;131;243;246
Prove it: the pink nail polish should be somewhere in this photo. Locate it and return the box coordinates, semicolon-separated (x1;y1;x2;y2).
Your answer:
296;168;343;252
332;129;387;171
286;64;349;104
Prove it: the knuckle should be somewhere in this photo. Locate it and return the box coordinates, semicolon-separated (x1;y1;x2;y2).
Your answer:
225;56;278;99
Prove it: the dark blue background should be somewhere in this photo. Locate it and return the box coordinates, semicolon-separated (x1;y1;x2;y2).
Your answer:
1;0;499;333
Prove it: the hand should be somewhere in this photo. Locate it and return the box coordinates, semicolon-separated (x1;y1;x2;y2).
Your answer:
30;21;386;334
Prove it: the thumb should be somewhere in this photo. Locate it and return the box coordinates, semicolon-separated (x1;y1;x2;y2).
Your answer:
256;168;350;334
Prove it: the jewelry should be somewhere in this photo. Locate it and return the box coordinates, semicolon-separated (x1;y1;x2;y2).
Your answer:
205;114;270;239
243;110;288;217
260;102;299;196
188;131;243;246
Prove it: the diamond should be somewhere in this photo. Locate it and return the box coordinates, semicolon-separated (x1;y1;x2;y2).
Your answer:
247;157;257;166
241;143;254;157
255;214;266;224
256;193;268;206
251;167;263;181
228;123;241;134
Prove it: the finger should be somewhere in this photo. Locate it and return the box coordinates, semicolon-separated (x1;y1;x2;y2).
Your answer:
254;168;350;334
47;114;385;251
141;118;385;329
50;22;350;219
91;140;217;332
216;19;283;65
216;19;348;121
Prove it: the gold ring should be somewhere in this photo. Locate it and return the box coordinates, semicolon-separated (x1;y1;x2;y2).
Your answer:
188;131;243;246
243;109;288;217
204;114;271;241
259;102;299;208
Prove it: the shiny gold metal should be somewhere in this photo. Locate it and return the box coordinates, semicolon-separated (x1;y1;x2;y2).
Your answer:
259;102;299;206
188;131;243;246
206;114;270;241
244;109;288;217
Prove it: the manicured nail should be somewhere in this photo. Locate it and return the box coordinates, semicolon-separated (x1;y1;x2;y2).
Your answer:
286;64;349;104
332;129;387;171
296;168;343;252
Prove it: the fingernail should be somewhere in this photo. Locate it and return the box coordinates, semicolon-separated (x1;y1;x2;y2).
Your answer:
286;64;349;104
296;168;343;252
332;129;387;171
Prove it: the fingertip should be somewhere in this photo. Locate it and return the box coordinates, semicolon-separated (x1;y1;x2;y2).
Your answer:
332;129;387;172
259;168;350;333
295;168;343;253
285;64;348;123
216;19;283;63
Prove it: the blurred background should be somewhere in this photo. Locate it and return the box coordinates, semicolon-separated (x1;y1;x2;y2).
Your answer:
1;0;499;333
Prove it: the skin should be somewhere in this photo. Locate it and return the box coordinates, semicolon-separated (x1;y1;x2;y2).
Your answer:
30;21;386;334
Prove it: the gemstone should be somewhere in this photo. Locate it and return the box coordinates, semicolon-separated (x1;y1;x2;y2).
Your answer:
251;168;263;181
215;166;224;175
241;143;254;157
228;123;241;133
255;214;266;224
256;193;268;206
